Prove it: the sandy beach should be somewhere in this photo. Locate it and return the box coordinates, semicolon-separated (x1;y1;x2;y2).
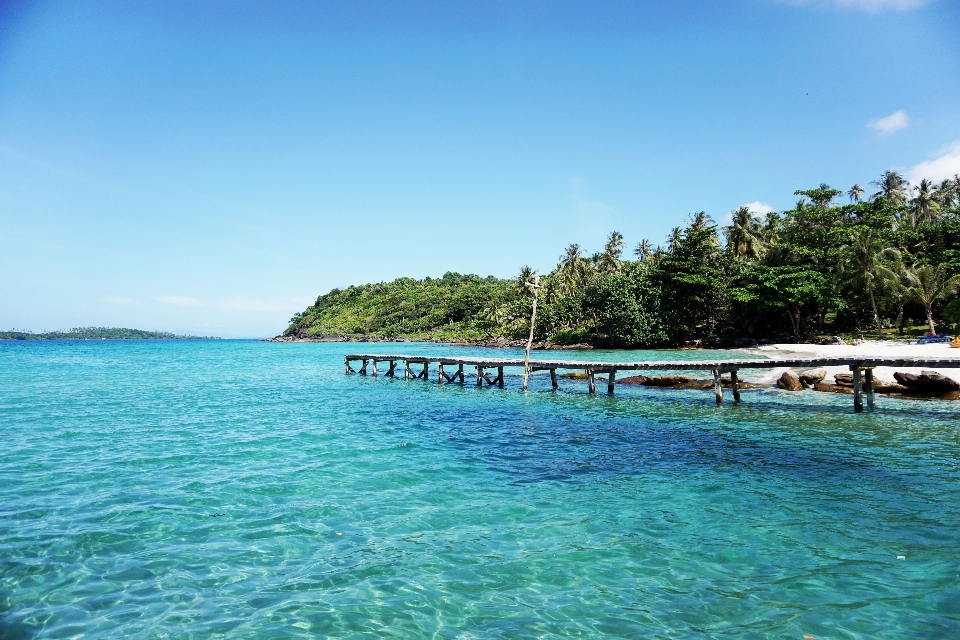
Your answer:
738;339;960;386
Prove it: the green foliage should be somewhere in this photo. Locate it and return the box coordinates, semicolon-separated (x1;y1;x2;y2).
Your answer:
284;172;960;346
0;327;215;340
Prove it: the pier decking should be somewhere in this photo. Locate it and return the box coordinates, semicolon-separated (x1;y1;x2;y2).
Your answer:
344;353;960;412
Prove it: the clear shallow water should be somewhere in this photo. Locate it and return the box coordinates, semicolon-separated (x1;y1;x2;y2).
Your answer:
1;340;958;639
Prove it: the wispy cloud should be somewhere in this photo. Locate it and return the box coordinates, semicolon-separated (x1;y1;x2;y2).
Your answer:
784;0;934;12
103;296;142;305
868;110;909;135
906;141;960;185
744;202;775;216
154;295;313;312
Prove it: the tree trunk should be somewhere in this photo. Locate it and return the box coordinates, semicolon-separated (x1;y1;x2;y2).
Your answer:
896;302;905;335
868;285;883;339
786;308;801;341
926;306;936;334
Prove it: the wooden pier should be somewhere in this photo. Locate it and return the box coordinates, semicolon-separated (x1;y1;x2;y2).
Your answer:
344;353;960;412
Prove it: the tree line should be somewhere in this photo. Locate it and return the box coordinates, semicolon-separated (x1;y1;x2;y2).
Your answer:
285;170;960;346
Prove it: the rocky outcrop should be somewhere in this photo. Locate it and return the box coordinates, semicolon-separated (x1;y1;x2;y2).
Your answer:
642;375;697;387
798;368;826;387
834;373;854;387
777;370;803;391
893;371;960;396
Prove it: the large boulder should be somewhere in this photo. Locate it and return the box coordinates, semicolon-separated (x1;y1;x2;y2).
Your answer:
893;371;960;395
777;370;803;391
798;368;827;387
834;373;854;387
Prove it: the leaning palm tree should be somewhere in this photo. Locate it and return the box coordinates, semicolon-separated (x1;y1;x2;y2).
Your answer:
847;184;864;203
724;206;765;259
904;263;960;334
633;238;653;262
912;179;941;226
599;231;624;274
515;265;536;297
872;170;910;206
842;229;900;339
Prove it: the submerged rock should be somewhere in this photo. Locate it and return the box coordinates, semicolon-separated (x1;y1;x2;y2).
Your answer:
643;375;697;387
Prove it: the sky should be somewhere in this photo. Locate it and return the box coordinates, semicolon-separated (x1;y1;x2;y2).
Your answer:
1;0;959;338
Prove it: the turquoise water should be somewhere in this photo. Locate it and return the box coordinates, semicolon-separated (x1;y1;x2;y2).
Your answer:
2;340;958;638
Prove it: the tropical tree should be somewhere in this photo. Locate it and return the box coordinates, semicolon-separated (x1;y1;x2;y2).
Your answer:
556;244;587;295
598;231;625;274
515;265;536;297
795;184;841;208
912;179;941;225
873;170;910;206
634;238;653;262
847;184;864;203
725;206;766;259
876;257;911;334
841;229;900;338
904;263;960;334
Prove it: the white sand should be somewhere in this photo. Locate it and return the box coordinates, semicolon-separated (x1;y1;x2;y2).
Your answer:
736;340;960;386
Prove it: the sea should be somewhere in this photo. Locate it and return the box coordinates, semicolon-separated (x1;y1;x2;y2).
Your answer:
1;339;958;638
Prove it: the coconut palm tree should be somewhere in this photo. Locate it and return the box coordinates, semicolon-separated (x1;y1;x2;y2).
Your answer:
876;257;911;335
912;179;941;225
515;265;536;297
724;206;765;259
842;229;900;338
633;238;652;262
904;263;960;334
847;184;864;203
666;227;682;251
872;170;910;206
935;177;959;209
557;244;587;295
599;231;625;274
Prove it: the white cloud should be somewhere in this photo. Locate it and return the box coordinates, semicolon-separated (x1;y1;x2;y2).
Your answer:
721;202;774;224
868;110;909;135
103;296;141;305
784;0;933;12
906;140;960;185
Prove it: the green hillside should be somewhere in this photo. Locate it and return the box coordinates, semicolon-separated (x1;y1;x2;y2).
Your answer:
1;327;217;340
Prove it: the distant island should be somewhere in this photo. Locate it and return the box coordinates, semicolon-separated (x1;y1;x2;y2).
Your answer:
279;172;960;348
1;327;219;340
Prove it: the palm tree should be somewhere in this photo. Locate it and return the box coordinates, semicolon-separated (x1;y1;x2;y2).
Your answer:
633;238;652;262
666;227;682;251
557;244;586;295
515;265;536;297
904;263;960;334
724;206;765;259
842;229;900;338
599;231;625;274
847;184;864;203
935;178;958;209
912;179;941;225
876;257;911;335
872;170;910;206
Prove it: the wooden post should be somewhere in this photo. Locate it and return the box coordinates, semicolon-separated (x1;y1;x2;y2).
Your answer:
730;370;741;403
438;362;445;385
852;366;863;413
457;363;464;383
422;362;429;380
607;370;616;395
371;360;377;378
713;369;722;405
344;357;352;374
523;275;541;392
387;361;396;377
360;358;368;375
497;366;504;388
587;370;595;396
550;368;558;389
477;366;484;388
864;367;875;410
404;360;411;381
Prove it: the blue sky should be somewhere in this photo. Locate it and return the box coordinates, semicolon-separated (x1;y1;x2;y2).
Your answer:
1;0;958;337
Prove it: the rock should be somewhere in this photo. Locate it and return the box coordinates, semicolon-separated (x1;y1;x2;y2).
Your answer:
618;375;647;385
798;368;827;387
893;370;960;395
642;375;696;386
777;370;803;391
814;382;852;394
560;372;590;380
834;373;854;387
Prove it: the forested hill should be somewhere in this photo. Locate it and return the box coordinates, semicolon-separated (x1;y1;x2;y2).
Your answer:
0;328;218;340
284;173;960;347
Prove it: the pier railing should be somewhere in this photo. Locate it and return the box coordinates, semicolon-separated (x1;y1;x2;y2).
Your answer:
344;353;960;413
